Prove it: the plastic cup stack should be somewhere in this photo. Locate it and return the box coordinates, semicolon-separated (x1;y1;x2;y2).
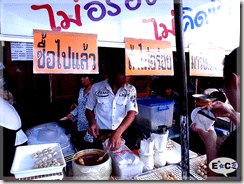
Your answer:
138;138;154;172
151;125;169;168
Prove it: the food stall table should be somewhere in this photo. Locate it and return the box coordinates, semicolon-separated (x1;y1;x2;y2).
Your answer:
63;138;202;181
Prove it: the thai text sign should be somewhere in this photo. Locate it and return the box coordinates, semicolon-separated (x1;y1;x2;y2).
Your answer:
33;30;98;74
189;43;224;77
1;0;240;51
125;38;173;76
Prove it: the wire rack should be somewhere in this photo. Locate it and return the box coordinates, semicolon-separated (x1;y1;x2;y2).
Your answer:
134;165;195;180
189;154;207;180
18;172;64;180
64;153;75;163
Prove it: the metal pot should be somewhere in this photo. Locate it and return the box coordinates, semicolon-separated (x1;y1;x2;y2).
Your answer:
72;149;112;180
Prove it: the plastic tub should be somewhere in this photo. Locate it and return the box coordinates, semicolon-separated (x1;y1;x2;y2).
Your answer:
134;97;175;130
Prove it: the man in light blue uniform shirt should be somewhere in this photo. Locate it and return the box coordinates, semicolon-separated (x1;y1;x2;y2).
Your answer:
86;62;138;151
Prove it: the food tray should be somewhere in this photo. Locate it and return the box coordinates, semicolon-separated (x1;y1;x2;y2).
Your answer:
165;140;198;165
11;143;66;179
189;154;207;180
134;165;195;180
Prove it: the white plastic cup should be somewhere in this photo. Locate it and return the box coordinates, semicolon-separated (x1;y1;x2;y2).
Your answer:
154;150;167;167
138;149;154;172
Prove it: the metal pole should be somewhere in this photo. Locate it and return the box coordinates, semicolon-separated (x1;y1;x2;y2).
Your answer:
194;76;198;108
49;74;53;103
173;0;190;180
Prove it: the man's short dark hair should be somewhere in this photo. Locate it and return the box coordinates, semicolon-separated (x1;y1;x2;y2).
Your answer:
223;47;240;85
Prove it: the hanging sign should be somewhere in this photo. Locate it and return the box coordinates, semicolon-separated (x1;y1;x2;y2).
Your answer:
189;43;224;77
33;30;98;74
125;38;173;76
1;0;240;51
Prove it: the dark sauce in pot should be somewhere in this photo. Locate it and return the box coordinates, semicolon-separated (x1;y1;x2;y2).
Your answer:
74;153;108;166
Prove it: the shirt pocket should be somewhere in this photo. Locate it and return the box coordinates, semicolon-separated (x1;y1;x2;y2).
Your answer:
116;96;127;106
97;97;109;105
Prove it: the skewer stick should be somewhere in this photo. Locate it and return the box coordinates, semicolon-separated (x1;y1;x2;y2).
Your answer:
97;149;109;162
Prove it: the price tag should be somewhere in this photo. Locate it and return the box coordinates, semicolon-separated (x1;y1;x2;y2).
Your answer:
125;38;173;76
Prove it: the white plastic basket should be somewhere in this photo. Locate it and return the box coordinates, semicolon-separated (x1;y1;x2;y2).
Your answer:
10;143;66;179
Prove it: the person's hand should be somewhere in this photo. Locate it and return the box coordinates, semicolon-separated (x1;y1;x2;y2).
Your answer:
67;113;74;121
201;101;233;118
201;101;240;127
108;132;122;151
88;123;99;138
191;123;217;148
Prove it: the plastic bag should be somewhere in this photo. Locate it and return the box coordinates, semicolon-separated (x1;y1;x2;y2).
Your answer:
26;122;76;156
102;138;139;166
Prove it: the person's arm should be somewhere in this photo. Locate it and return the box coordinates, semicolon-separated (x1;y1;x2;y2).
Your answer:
67;112;74;120
109;110;136;151
67;89;83;120
191;124;220;180
85;84;99;138
86;109;99;138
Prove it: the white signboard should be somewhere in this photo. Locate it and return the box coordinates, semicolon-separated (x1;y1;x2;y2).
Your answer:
11;42;33;61
1;0;240;51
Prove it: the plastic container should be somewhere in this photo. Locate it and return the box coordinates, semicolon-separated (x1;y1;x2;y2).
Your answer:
10;143;66;179
138;149;154;172
134;97;175;130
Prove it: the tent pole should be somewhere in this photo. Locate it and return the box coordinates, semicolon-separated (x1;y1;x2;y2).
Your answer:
173;0;190;180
